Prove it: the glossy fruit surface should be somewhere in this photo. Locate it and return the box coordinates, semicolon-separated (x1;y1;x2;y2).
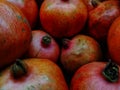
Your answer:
26;30;60;63
0;0;31;69
61;34;102;73
108;16;120;65
70;61;120;90
6;0;39;28
0;58;68;90
40;0;87;38
88;0;120;41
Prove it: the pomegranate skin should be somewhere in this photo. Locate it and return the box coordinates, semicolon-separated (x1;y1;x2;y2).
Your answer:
40;0;87;38
61;35;102;73
25;30;60;63
70;62;120;90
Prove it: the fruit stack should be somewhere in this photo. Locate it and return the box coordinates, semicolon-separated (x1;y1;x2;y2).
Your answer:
0;0;120;90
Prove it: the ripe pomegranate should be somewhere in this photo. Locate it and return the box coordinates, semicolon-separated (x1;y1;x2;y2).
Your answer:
108;16;120;65
70;61;120;90
88;0;120;41
0;58;68;90
25;30;60;63
60;34;102;73
6;0;39;28
0;0;31;69
40;0;87;38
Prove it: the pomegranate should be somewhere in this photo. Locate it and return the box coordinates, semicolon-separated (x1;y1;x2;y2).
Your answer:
6;0;39;28
88;0;120;41
40;0;87;38
0;58;68;90
70;61;120;90
108;16;120;65
25;30;60;63
0;0;31;69
60;34;102;73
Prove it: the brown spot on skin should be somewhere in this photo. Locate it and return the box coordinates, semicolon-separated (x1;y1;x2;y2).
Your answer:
23;18;30;27
16;14;23;20
22;28;25;32
0;38;6;46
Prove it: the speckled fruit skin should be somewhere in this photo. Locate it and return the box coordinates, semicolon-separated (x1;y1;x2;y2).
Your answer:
108;16;120;65
6;0;39;28
70;62;120;90
61;34;102;73
0;1;31;69
26;30;60;63
88;0;120;41
0;58;68;90
40;0;87;38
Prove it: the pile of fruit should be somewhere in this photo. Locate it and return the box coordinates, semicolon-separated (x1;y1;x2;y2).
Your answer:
0;0;120;89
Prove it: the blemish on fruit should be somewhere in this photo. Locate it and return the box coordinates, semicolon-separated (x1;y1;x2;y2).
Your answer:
26;85;36;90
23;18;30;27
21;0;24;2
16;14;22;20
0;38;6;45
22;28;25;32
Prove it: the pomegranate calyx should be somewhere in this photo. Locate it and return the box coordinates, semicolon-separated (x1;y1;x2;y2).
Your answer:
42;35;51;46
91;0;101;7
102;60;119;82
11;59;28;78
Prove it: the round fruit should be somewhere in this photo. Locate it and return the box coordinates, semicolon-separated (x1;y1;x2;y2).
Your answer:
40;0;87;38
108;16;120;65
0;58;68;90
25;30;60;63
60;34;102;73
88;0;120;41
70;61;120;90
6;0;39;28
0;0;31;69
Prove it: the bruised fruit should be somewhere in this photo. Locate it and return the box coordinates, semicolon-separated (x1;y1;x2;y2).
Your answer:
0;58;68;90
25;30;60;63
61;34;102;73
0;0;31;69
40;0;87;38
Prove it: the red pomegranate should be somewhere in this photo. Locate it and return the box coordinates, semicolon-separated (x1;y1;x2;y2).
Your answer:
88;0;120;41
0;0;31;69
70;61;120;90
6;0;39;28
0;58;68;90
60;34;102;73
40;0;87;38
25;30;60;63
108;16;120;65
